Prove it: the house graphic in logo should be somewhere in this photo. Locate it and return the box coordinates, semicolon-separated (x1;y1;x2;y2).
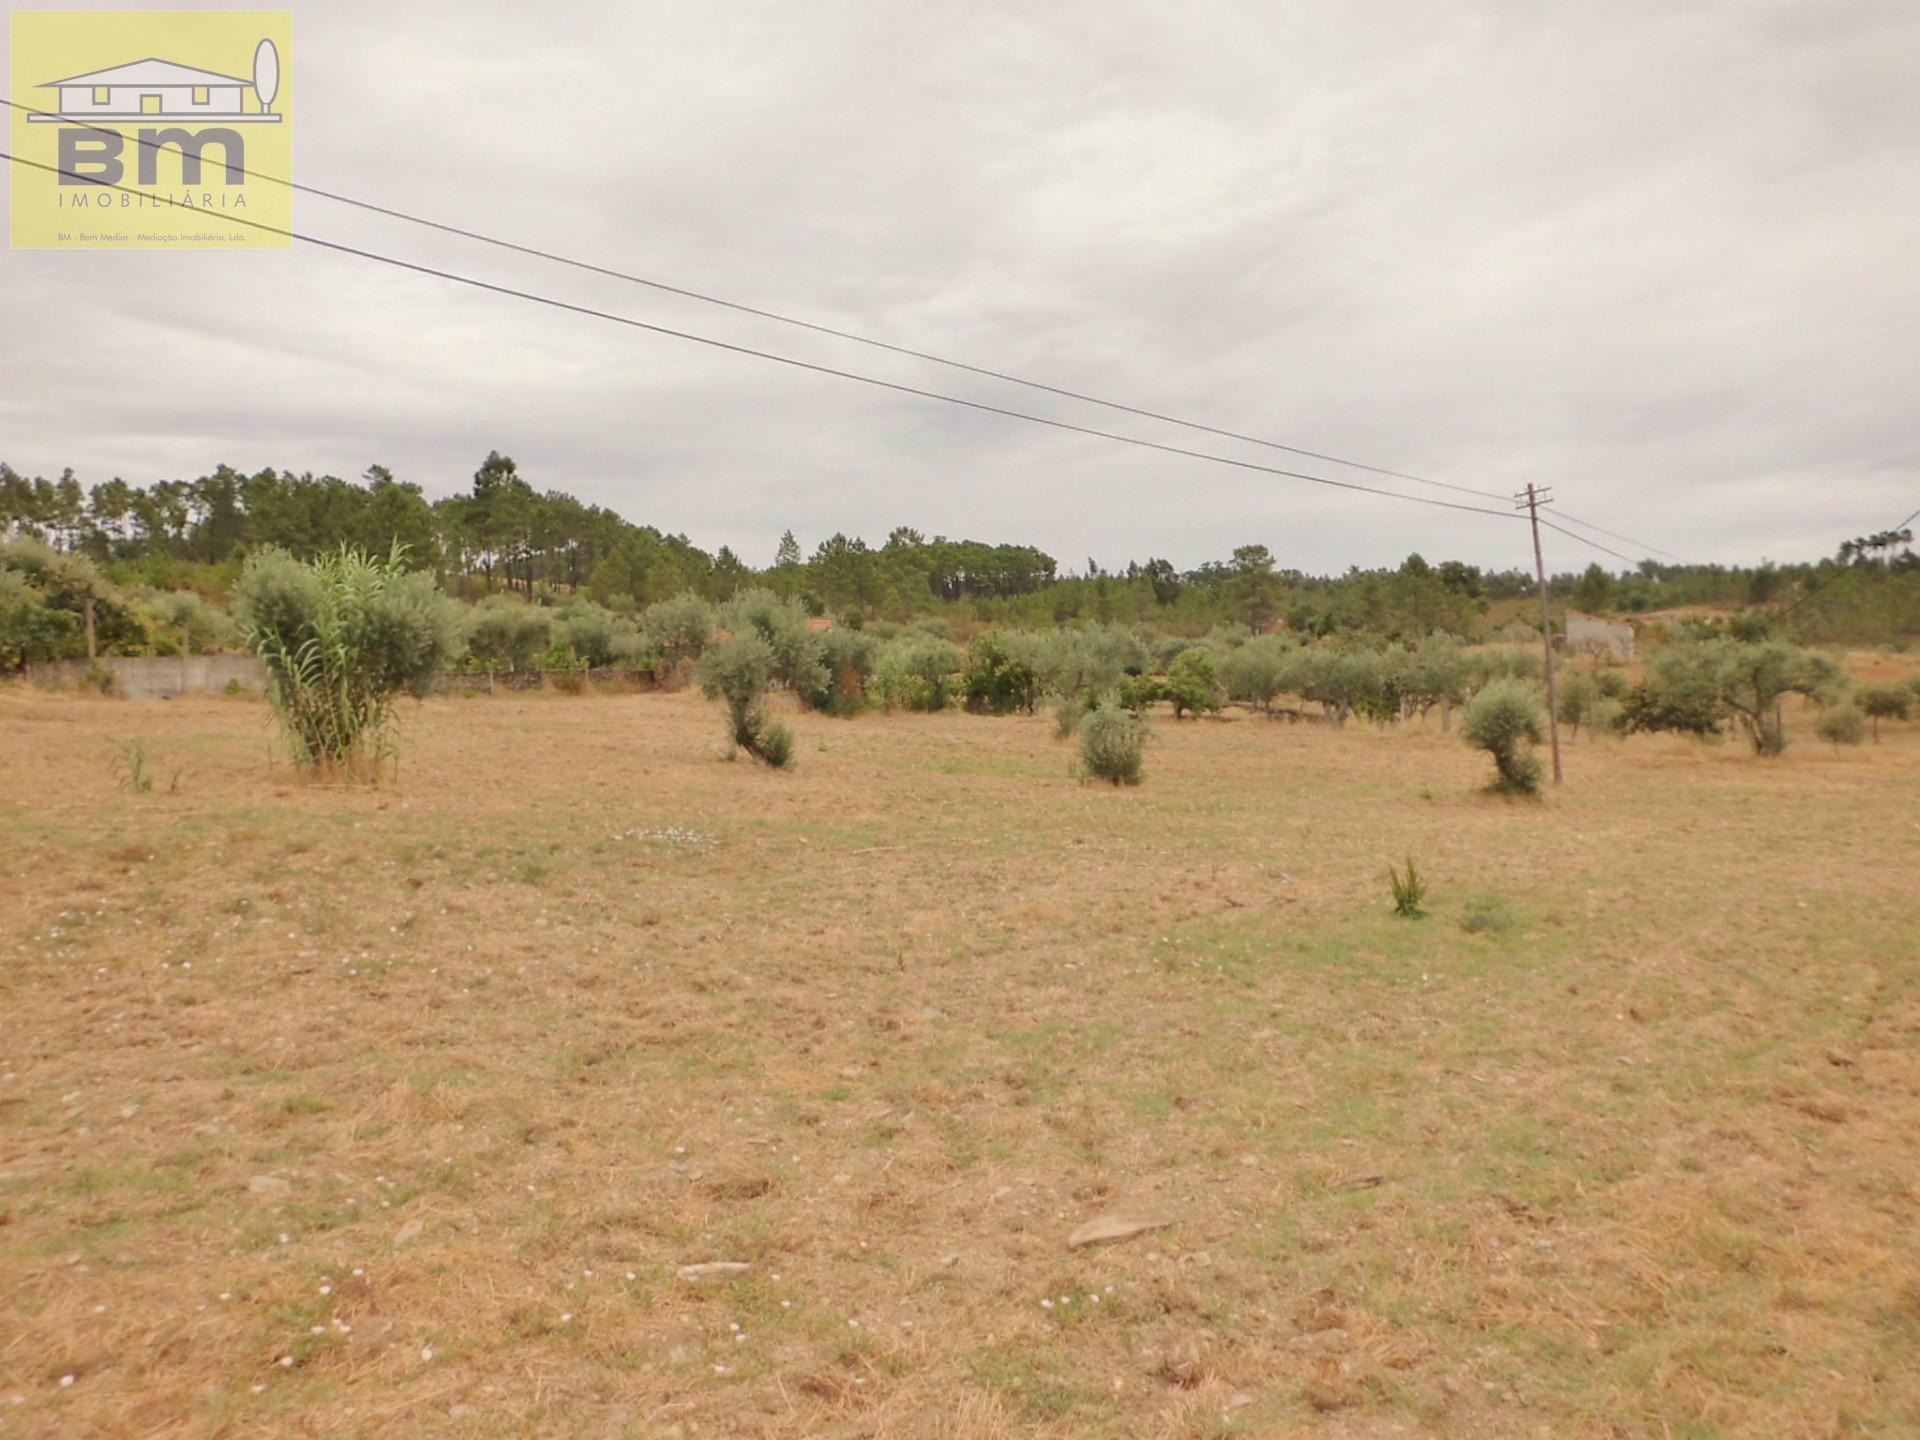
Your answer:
30;40;281;124
10;10;292;249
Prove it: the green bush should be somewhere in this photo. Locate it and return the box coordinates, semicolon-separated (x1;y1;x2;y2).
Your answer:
1816;705;1867;751
553;601;622;668
1387;857;1426;918
465;594;551;671
804;626;879;716
234;545;462;776
699;632;794;768
1114;673;1165;712
1078;700;1146;785
1404;634;1469;725
872;635;963;711
1295;648;1381;725
112;738;153;794
0;539;140;666
719;589;828;701
1165;647;1223;718
1855;683;1911;741
1218;634;1296;711
640;592;717;670
537;642;588;693
1556;672;1600;738
1463;678;1545;795
962;633;1040;715
1052;695;1084;739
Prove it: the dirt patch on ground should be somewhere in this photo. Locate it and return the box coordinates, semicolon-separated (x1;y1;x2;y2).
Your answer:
2;683;1917;1437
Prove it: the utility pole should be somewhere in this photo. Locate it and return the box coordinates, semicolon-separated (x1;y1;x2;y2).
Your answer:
1516;483;1563;785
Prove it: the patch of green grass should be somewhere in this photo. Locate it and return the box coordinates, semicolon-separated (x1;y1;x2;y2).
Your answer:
969;1343;1105;1422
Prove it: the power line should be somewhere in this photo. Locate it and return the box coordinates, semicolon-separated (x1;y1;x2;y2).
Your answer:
5;96;1712;567
2;147;1533;531
1543;510;1693;565
1774;502;1916;618
1535;519;1640;567
0;95;1517;504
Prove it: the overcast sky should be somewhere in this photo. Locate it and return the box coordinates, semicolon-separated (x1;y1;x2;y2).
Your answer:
4;0;1917;573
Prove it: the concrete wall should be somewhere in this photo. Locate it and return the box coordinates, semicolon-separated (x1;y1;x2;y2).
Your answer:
26;654;265;699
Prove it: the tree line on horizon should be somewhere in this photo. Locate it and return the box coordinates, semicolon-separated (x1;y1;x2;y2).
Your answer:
3;453;1914;644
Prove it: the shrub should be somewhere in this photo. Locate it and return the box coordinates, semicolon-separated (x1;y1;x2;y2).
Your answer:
1460;897;1513;934
1052;695;1084;739
553;602;620;668
1816;705;1867;751
234;545;462;776
1114;673;1165;712
719;589;829;700
1387;857;1426;918
1556;672;1598;739
1463;678;1545;795
139;588;236;656
1855;683;1912;741
804;626;879;716
1296;648;1380;724
1078;700;1146;785
699;632;794;768
112;738;153;794
1165;647;1224;719
538;643;589;694
1218;634;1293;711
1404;634;1469;727
962;633;1040;715
640;592;717;670
465;594;552;671
872;636;963;711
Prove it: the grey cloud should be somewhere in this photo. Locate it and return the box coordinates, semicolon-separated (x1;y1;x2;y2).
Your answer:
3;0;1915;572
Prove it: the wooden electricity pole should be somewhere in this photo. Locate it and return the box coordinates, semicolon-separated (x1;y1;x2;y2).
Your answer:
1517;484;1563;785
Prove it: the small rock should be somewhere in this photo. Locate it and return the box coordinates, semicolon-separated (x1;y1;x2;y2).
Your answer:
247;1175;292;1197
394;1218;426;1246
677;1261;752;1281
1332;1173;1385;1192
1067;1210;1176;1249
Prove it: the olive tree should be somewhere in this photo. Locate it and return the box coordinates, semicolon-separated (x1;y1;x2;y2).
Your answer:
1218;633;1296;712
1816;705;1866;752
1855;683;1912;742
640;592;717;671
465;594;551;671
700;631;794;767
718;589;828;701
1462;678;1545;795
1621;639;1841;755
1403;634;1470;730
1165;646;1224;718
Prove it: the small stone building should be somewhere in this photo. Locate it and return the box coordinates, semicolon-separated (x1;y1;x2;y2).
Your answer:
1564;610;1635;661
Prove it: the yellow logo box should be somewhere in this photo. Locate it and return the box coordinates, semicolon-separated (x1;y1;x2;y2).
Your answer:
10;10;292;249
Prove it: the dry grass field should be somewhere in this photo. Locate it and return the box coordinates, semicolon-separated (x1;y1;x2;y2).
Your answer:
2;679;1917;1439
